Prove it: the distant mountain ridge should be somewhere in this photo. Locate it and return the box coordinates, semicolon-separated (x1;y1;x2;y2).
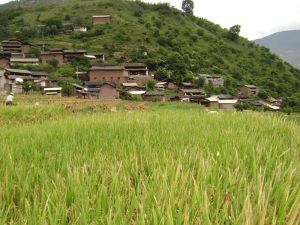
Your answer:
255;30;300;69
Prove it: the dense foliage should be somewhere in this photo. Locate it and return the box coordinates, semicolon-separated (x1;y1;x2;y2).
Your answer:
0;0;300;101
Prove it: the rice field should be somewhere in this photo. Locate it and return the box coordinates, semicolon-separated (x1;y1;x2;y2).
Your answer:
0;102;299;224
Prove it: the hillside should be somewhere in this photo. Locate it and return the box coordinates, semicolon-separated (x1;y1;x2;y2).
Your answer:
1;0;300;98
256;30;300;69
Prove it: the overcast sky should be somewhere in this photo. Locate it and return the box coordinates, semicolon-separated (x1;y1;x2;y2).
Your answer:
0;0;299;40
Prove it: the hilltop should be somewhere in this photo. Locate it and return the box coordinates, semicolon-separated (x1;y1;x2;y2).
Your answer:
256;30;300;69
1;0;300;98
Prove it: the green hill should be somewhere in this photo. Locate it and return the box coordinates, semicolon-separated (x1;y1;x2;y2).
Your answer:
1;0;300;99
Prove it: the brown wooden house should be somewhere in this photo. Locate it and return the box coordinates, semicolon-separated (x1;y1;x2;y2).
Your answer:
142;91;165;102
92;15;112;25
240;85;259;97
63;50;87;62
88;65;128;84
40;51;64;65
0;40;31;54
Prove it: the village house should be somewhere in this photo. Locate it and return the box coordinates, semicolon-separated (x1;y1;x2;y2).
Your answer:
4;69;49;93
240;85;259;97
98;82;119;99
10;58;39;66
122;83;146;95
204;95;237;109
181;82;195;89
166;80;178;90
40;51;64;65
122;63;152;85
200;74;224;87
63;50;87;62
178;89;206;103
87;52;106;62
92;15;112;25
88;65;128;84
142;91;165;102
0;40;31;54
0;56;10;69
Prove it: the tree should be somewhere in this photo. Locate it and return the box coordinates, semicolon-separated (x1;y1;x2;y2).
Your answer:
228;25;241;41
182;0;194;16
48;58;59;69
146;80;156;91
23;81;32;94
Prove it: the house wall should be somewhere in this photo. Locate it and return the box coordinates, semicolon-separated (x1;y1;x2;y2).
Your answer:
0;73;5;94
21;44;31;54
89;70;127;84
93;17;111;25
167;82;177;90
241;86;258;97
127;76;152;86
99;85;119;99
209;101;219;108
219;103;235;109
40;53;64;65
0;58;9;69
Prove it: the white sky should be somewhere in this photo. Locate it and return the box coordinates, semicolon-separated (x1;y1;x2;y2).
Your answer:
0;0;299;40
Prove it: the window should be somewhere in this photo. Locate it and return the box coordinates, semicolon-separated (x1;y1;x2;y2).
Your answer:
118;77;120;80
111;77;113;80
103;77;106;80
94;77;97;80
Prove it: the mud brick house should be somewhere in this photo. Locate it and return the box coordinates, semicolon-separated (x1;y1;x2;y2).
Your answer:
63;50;87;62
92;15;112;25
122;63;152;85
178;89;206;103
142;91;165;102
0;56;10;69
10;58;39;66
88;65;128;84
98;83;119;99
0;40;31;54
240;85;259;97
200;74;224;87
40;51;64;65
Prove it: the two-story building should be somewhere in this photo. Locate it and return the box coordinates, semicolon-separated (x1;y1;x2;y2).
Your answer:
40;51;64;65
88;65;128;84
200;74;224;87
0;40;31;54
240;85;259;97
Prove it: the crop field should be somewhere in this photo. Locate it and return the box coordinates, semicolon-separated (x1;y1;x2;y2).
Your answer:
0;100;299;224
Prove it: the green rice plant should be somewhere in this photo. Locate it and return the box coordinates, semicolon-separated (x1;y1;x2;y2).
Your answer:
0;105;299;224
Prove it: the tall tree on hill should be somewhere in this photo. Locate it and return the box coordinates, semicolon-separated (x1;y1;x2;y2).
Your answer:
182;0;194;16
228;25;241;42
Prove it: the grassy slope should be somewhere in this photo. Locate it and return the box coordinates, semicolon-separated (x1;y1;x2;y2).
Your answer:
1;0;300;97
0;103;299;224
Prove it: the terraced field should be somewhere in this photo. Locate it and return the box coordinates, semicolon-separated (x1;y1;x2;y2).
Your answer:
0;100;299;224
